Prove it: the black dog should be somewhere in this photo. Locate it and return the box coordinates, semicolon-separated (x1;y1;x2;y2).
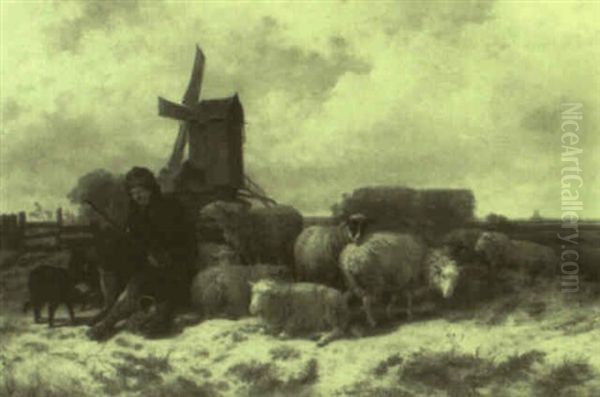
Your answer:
23;265;84;327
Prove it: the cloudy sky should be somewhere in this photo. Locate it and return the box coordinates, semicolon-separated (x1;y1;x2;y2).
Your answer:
1;1;598;218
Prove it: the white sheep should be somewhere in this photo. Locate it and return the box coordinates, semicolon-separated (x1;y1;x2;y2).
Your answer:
338;214;464;327
339;224;427;327
293;223;352;289
474;231;558;284
422;247;461;299
190;264;292;319
249;279;349;347
199;201;303;270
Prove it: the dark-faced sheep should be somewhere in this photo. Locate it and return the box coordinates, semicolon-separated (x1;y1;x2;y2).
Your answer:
340;229;426;327
293;223;352;289
190;264;293;319
23;265;84;327
475;231;558;284
199;201;303;271
249;279;349;347
441;228;484;263
339;214;463;327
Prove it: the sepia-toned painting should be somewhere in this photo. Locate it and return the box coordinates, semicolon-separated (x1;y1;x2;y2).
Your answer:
1;1;598;396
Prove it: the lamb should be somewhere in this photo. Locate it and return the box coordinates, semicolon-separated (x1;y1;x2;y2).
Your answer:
474;231;558;284
190;264;292;319
23;265;85;327
293;223;352;289
249;279;349;347
199;201;303;270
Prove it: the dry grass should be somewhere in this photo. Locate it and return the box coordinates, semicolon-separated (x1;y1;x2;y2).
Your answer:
142;376;219;397
373;353;403;376
269;345;301;361
227;357;318;396
392;348;551;397
534;358;595;397
494;350;546;381
336;380;414;397
2;361;92;397
227;360;282;393
400;349;495;396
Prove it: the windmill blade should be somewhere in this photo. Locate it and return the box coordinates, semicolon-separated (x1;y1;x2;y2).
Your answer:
158;97;194;120
165;123;189;170
182;45;205;106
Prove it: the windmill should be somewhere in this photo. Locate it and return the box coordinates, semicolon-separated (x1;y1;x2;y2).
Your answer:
157;46;275;208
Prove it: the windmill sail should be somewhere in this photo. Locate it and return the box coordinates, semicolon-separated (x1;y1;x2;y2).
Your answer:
183;46;205;106
160;46;205;191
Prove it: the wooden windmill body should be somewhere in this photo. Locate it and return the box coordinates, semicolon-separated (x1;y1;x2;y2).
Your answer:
157;46;274;209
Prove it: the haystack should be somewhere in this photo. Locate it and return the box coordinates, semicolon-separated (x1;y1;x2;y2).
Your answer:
335;186;475;234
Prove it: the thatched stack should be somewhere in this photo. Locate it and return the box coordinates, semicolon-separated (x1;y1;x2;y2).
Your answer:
337;186;418;227
334;186;475;234
415;189;475;228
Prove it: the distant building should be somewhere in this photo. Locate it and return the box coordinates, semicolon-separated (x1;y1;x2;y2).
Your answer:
530;209;543;221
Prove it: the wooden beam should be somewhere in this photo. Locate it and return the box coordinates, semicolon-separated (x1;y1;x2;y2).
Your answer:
182;45;205;106
158;97;195;121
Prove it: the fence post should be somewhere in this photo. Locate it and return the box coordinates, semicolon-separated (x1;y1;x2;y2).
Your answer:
56;208;63;226
56;208;63;248
0;214;19;250
8;215;18;248
17;212;26;249
0;215;8;249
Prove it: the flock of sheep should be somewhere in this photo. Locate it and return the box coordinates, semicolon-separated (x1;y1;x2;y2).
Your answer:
189;201;560;346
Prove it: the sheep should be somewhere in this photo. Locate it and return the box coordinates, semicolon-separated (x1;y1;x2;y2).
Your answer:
422;247;461;299
195;242;239;270
474;231;558;284
293;223;353;289
338;213;467;326
440;228;484;263
339;213;428;327
190;264;292;319
249;279;349;347
199;201;303;271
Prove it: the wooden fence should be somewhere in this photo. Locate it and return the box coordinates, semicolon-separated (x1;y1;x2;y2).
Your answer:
0;208;95;251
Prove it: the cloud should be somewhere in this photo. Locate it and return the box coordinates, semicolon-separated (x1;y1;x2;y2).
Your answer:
46;1;142;53
0;100;162;211
379;0;496;37
1;1;598;218
204;16;371;100
520;105;561;134
2;99;23;123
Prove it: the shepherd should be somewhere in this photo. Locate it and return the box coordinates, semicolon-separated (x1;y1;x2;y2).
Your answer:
87;166;196;340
